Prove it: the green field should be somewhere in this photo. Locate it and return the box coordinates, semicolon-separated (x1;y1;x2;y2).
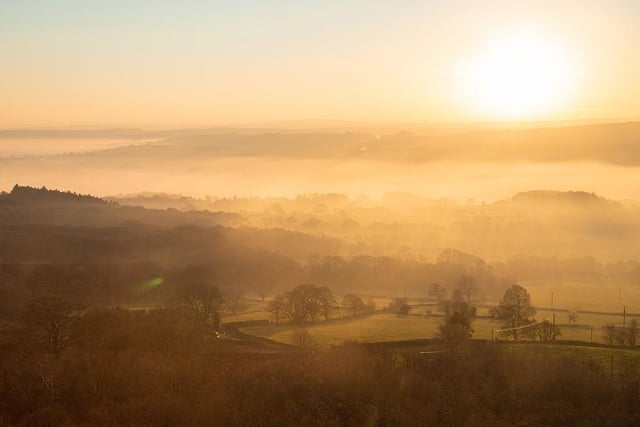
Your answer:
242;313;435;345
228;283;640;346
241;313;510;345
523;280;640;314
240;310;639;346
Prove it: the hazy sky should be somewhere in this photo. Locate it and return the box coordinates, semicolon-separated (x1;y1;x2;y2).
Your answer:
2;0;640;127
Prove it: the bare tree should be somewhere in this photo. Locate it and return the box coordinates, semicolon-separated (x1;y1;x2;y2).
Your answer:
316;286;336;321
266;294;286;325
343;294;366;316
627;319;640;345
23;295;77;357
174;283;223;329
225;289;248;315
530;320;561;342
603;320;640;346
602;324;618;345
291;326;313;347
491;284;536;340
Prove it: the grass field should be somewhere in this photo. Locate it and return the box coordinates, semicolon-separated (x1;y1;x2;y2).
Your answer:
240;310;640;346
241;313;436;345
241;313;511;345
228;283;640;346
499;342;640;376
522;280;640;314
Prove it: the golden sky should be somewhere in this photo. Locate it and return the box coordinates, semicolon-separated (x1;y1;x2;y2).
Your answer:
2;0;640;127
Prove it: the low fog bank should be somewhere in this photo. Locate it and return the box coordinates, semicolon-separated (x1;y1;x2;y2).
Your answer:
2;121;640;202
2;121;640;263
105;189;640;262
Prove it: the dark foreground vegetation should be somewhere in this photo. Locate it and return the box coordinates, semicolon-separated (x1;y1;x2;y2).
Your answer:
2;306;640;426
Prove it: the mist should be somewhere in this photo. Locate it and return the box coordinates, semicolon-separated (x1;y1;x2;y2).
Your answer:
3;122;640;202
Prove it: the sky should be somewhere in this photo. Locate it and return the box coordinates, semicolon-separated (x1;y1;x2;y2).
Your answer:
2;0;640;128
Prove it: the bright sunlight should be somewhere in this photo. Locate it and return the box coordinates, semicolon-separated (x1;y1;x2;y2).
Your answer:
457;30;578;119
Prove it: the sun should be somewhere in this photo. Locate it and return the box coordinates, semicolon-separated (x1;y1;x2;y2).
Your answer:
456;31;577;119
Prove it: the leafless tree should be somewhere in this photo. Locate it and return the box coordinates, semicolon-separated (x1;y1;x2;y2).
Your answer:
23;295;77;357
491;284;536;340
266;294;286;325
343;294;366;316
225;289;248;315
174;283;223;329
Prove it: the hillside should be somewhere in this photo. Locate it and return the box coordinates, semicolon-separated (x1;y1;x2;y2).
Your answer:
0;185;244;228
0;185;342;265
109;188;640;261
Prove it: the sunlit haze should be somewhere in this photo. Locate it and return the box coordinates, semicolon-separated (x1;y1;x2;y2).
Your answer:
2;0;640;127
456;29;578;119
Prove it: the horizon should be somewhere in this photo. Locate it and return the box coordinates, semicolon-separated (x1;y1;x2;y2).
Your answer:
2;120;640;203
2;116;640;132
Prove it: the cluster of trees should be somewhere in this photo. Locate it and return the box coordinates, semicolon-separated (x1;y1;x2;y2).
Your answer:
266;286;378;325
437;297;475;346
387;297;412;315
267;284;336;324
0;259;297;319
306;253;501;298
429;275;480;346
434;282;564;346
342;294;375;316
14;282;230;360
602;321;640;346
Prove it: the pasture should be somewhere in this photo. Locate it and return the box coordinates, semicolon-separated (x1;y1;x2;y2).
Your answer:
227;281;640;346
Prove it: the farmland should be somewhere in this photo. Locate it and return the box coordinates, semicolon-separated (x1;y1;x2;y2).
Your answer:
229;281;640;347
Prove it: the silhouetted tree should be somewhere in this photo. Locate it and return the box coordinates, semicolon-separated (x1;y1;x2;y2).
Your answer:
602;324;618;345
343;294;366;316
603;320;640;346
529;320;561;342
224;289;248;315
291;326;313;347
267;294;287;325
316;286;336;321
23;295;77;357
491;284;536;340
173;283;222;329
282;284;336;324
626;319;640;345
438;306;474;345
389;297;411;315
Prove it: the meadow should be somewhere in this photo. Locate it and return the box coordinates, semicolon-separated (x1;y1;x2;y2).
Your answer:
229;281;640;346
